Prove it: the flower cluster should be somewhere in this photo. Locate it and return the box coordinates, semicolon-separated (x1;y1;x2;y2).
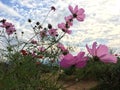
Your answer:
60;42;117;68
58;5;85;34
0;19;16;35
20;5;85;64
0;5;118;69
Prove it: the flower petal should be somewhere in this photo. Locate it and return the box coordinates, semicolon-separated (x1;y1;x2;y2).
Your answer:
76;57;88;68
78;8;85;14
76;61;86;68
74;5;78;14
69;5;74;14
92;42;97;56
96;45;109;57
77;14;85;21
66;30;72;34
86;44;93;56
75;52;88;68
100;54;117;63
60;54;75;68
75;52;85;62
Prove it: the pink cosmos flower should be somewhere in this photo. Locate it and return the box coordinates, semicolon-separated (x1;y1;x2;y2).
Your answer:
40;30;47;38
57;43;69;55
0;21;16;35
69;5;85;21
6;26;16;35
57;43;66;51
58;23;72;34
48;29;58;37
31;39;37;44
38;46;45;52
64;15;73;26
60;53;75;68
86;42;117;63
60;52;88;68
74;52;88;68
0;22;14;28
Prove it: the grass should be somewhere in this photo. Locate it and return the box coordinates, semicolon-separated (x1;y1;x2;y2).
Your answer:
0;53;120;90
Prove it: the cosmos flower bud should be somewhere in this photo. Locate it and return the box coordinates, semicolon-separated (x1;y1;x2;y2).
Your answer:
28;19;32;23
48;24;52;29
51;6;56;11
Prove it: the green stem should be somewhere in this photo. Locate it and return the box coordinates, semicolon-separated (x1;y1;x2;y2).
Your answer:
21;10;52;50
43;33;66;53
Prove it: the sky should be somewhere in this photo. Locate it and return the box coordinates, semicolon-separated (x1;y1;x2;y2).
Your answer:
0;0;120;54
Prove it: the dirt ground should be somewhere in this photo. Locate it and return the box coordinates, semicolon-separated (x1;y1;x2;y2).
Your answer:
60;76;98;90
63;80;97;90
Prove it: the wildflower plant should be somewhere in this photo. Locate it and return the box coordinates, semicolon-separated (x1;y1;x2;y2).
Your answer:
0;4;118;90
0;5;86;89
0;5;86;65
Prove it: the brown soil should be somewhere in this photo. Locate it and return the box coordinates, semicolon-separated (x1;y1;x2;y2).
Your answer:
59;76;98;90
63;80;97;90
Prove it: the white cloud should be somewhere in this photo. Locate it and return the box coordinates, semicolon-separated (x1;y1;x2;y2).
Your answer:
0;1;23;18
0;0;120;54
14;0;37;8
